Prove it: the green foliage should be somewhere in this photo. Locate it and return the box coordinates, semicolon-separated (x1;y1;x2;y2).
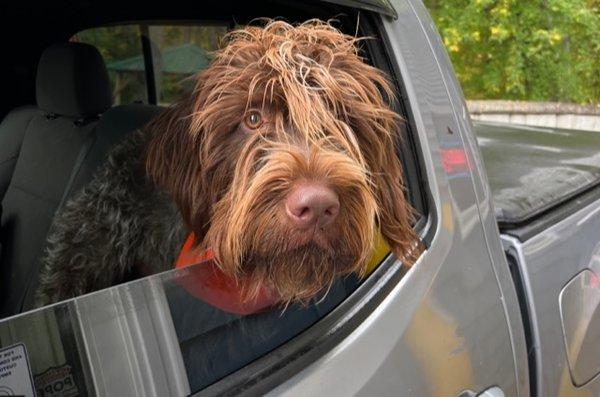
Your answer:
148;26;225;104
75;25;226;105
77;26;147;104
424;0;600;104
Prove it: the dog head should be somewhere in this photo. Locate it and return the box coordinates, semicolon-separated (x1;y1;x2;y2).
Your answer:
146;20;420;302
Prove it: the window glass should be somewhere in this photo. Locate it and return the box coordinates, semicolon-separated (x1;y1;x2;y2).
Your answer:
73;25;148;105
147;25;228;105
0;263;360;394
73;24;227;105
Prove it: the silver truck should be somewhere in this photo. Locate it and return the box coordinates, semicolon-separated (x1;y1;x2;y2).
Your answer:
0;0;598;396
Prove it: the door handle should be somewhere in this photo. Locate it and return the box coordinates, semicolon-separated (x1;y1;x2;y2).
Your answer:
458;386;505;397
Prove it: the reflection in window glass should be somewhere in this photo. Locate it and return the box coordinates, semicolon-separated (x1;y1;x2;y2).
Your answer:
0;305;93;396
73;26;148;105
165;267;360;391
147;25;228;105
0;262;361;394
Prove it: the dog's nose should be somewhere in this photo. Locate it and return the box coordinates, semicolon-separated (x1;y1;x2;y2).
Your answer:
285;183;340;229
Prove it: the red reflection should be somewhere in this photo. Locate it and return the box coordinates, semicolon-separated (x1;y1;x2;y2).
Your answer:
442;148;470;174
591;272;600;289
175;233;278;315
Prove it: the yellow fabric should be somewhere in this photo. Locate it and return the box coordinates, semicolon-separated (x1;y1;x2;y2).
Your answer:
365;230;391;275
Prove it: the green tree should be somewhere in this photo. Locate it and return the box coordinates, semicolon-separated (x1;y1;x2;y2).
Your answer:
424;0;600;104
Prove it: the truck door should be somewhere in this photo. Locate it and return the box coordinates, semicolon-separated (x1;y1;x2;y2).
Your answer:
0;2;528;396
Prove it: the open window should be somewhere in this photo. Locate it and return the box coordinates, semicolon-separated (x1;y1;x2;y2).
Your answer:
0;3;429;395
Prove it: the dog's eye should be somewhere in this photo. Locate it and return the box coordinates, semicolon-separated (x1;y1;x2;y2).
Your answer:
244;111;263;130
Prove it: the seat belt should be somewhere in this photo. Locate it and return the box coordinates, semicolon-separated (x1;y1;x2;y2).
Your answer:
57;120;99;210
19;121;98;312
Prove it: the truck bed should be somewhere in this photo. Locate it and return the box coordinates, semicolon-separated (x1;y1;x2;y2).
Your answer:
474;121;600;232
477;122;600;395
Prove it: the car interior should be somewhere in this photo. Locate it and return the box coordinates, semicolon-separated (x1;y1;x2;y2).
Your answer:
0;1;427;393
1;0;372;316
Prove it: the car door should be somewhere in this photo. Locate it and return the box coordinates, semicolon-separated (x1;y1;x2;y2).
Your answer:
0;2;527;396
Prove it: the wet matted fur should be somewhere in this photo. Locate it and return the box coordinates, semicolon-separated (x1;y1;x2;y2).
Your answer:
35;20;421;307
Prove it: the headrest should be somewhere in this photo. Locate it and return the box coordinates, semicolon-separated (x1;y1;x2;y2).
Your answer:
36;42;112;118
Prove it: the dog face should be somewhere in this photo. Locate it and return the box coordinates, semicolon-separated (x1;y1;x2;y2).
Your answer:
146;20;419;302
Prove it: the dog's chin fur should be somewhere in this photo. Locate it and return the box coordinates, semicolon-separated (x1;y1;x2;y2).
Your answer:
241;239;357;303
34;19;421;308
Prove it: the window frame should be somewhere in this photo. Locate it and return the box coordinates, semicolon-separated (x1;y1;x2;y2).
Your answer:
139;24;158;104
64;10;434;395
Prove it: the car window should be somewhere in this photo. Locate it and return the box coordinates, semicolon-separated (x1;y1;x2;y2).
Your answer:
73;24;227;105
0;16;425;396
0;261;362;395
147;25;227;105
74;25;148;105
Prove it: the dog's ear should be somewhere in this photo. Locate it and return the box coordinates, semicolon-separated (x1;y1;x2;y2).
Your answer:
370;136;422;266
145;98;211;239
349;109;421;265
345;66;422;266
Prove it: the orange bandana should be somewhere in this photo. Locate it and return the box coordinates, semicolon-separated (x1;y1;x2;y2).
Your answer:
174;230;391;315
174;233;279;315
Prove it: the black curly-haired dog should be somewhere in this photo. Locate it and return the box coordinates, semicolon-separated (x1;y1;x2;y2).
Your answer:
35;130;186;306
35;20;419;307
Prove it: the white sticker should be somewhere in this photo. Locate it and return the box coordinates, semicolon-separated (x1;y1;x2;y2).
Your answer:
35;365;79;397
0;343;35;397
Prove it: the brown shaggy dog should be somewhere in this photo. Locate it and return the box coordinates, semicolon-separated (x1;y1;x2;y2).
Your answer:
36;20;420;307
